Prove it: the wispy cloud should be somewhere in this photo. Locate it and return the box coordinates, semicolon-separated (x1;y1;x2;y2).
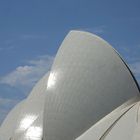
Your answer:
130;61;140;84
20;34;47;40
0;97;20;125
0;54;54;95
113;43;140;85
0;34;48;52
90;26;105;34
78;26;106;35
0;98;19;109
131;62;140;75
0;108;8;125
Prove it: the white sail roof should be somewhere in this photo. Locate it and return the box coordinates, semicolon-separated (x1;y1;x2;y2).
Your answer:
43;31;140;140
0;73;49;140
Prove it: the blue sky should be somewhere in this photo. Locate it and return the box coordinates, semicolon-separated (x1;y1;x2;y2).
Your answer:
0;0;140;124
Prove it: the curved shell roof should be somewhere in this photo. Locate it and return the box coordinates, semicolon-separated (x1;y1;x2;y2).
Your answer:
0;73;49;140
0;100;25;140
27;72;49;100
43;31;140;140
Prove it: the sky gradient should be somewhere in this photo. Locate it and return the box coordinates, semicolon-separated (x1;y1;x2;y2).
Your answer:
0;0;140;124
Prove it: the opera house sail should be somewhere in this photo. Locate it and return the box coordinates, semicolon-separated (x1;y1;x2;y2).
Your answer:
0;31;140;140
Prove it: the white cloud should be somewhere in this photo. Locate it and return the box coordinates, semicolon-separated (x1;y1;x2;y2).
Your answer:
0;98;19;108
90;26;105;34
0;97;20;125
130;62;140;75
0;108;9;125
21;34;47;40
0;55;54;94
78;26;105;35
130;61;140;84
